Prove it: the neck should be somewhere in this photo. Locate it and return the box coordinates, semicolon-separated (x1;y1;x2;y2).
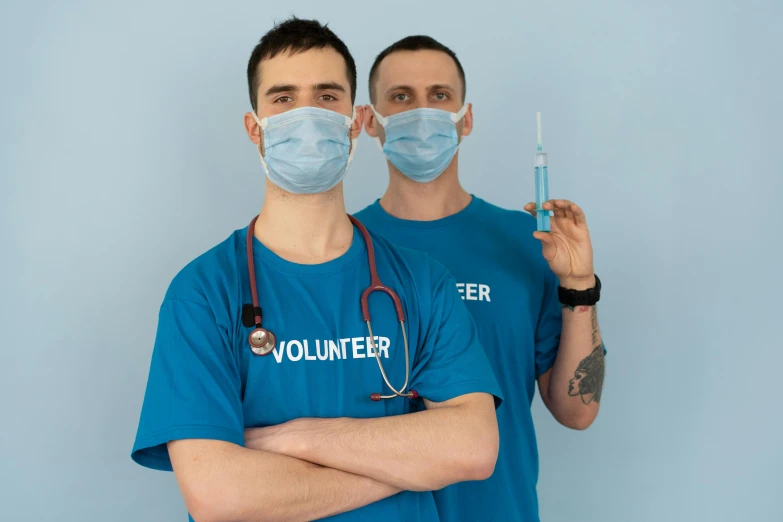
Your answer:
254;180;353;264
379;156;472;221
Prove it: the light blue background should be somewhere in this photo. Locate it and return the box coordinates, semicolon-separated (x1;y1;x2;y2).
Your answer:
1;0;781;520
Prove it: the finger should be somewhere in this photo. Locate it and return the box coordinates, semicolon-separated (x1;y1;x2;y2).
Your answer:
558;200;584;226
548;200;567;219
523;202;537;218
552;199;575;222
570;203;587;225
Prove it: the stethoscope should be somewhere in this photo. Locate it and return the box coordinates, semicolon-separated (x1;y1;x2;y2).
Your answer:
245;214;418;402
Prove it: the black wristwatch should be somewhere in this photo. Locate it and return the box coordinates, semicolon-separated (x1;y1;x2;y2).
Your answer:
558;274;601;307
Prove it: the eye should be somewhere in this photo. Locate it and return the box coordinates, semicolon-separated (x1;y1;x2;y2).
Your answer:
393;93;409;102
320;94;337;101
274;96;292;103
434;92;448;101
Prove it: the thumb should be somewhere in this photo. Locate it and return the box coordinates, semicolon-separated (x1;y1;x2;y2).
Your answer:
533;231;558;262
533;231;555;244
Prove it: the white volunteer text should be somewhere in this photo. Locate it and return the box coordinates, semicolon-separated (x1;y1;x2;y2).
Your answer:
272;336;391;363
456;283;491;302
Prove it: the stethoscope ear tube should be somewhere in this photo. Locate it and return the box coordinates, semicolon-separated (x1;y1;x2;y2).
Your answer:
246;216;277;356
366;319;418;401
347;216;417;402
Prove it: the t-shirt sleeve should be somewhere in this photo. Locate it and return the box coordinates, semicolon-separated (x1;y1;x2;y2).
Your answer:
534;268;563;378
131;298;244;471
410;272;504;407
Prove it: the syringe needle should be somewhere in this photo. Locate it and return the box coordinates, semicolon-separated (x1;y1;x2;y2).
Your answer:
536;111;542;151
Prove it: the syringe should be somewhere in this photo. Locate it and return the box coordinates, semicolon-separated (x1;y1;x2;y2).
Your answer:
534;112;551;232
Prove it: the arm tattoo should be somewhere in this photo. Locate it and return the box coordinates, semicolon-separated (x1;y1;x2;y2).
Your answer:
561;305;606;404
566;307;605;404
568;343;605;404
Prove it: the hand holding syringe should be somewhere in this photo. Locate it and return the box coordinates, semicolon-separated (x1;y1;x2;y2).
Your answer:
524;113;597;290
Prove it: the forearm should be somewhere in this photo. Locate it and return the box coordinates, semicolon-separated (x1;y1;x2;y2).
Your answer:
169;439;400;522
246;394;498;492
547;299;605;428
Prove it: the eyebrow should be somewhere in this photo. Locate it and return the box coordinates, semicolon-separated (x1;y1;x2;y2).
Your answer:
314;82;346;93
265;84;297;96
385;84;414;94
428;84;457;93
264;82;346;97
385;84;457;94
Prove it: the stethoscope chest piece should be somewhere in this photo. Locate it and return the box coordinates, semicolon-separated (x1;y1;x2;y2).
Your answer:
249;328;276;356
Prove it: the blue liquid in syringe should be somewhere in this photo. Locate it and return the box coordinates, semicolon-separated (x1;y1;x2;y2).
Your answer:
534;112;550;232
535;160;550;232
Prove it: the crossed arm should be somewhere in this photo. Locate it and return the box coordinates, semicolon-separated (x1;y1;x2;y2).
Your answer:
168;392;498;522
169;439;400;522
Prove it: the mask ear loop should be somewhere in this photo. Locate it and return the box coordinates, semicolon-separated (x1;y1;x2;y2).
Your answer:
451;103;469;148
345;107;359;169
251;112;271;175
369;105;389;127
345;136;359;170
450;103;469;123
369;105;389;151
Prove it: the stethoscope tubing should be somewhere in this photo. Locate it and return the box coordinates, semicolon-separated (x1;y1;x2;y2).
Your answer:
246;214;417;401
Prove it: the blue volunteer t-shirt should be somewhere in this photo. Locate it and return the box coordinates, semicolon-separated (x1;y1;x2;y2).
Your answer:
355;196;561;522
131;221;503;522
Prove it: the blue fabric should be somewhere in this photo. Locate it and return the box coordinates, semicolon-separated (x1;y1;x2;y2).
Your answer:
131;222;503;522
355;196;563;522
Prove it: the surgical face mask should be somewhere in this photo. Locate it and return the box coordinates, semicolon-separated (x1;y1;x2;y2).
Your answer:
251;106;357;194
370;104;467;183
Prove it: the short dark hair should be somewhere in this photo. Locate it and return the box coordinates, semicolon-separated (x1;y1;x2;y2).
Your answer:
246;16;357;111
368;35;466;104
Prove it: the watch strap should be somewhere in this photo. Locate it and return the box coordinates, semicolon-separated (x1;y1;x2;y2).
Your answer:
558;274;601;306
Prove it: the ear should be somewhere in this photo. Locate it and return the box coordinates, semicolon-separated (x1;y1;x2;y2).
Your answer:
460;102;473;138
244;111;262;146
350;105;365;140
363;104;380;138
